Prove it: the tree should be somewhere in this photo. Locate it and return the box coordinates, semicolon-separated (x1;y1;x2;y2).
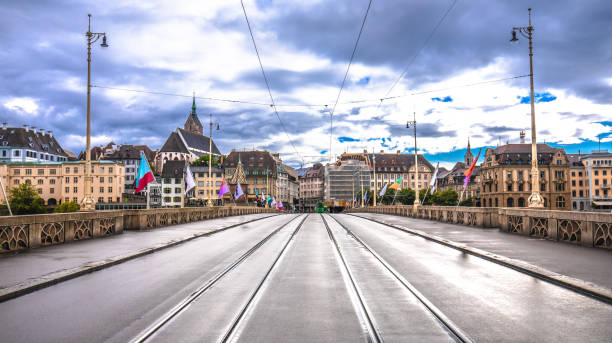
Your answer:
9;183;46;215
419;188;434;205
191;155;223;167
380;187;396;205
356;188;373;206
433;189;459;206
54;201;80;213
459;196;475;206
397;188;416;205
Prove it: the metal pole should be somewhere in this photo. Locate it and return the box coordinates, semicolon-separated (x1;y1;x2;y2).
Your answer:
373;152;377;206
525;8;543;208
0;177;12;216
360;165;364;207
413;111;420;210
208;113;213;207
83;14;94;211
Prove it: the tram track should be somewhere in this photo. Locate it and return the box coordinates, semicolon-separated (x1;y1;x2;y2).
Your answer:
325;214;475;343
130;214;306;343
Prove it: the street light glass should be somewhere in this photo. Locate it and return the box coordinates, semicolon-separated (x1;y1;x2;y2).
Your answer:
510;30;519;42
100;35;109;47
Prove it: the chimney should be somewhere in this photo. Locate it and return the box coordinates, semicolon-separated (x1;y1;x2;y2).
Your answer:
2;123;7;129
363;149;368;153
47;130;53;137
39;128;45;134
520;131;526;143
23;124;29;132
397;150;401;154
31;126;36;133
380;150;384;153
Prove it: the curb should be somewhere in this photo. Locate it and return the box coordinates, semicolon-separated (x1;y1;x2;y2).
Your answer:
348;213;612;305
0;213;281;303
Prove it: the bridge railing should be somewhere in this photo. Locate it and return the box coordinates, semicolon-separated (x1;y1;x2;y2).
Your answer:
348;205;612;249
0;206;277;253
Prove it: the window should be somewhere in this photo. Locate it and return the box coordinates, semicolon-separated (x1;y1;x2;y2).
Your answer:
108;187;112;193
100;187;104;193
66;167;70;173
518;197;525;207
507;183;512;192
507;198;514;207
37;188;42;194
108;177;112;182
38;169;44;175
108;197;113;203
37;179;43;185
163;188;172;194
572;190;576;197
25;169;32;175
595;179;599;186
98;197;104;203
73;187;78;193
100;167;104;173
572;180;576;186
518;183;524;191
572;201;577;209
571;171;575;177
174;187;181;193
579;190;584;197
495;198;499;207
74;167;78;173
579;180;583;186
595;189;600;196
25;179;31;185
50;179;55;185
65;187;69;193
604;170;608;176
198;181;204;186
13;180;19;185
50;169;56;175
518;171;523;179
556;196;565;208
540;183;546;191
14;150;20;157
594;170;599;176
173;196;181;202
73;177;78;183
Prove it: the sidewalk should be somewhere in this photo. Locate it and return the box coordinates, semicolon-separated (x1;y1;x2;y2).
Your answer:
352;213;612;291
0;213;277;294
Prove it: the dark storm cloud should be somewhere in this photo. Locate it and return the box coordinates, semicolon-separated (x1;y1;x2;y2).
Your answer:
388;122;456;138
258;0;612;103
236;68;342;93
479;125;522;134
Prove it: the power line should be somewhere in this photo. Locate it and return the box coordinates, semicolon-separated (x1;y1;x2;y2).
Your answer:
329;0;373;163
240;0;303;164
384;0;458;98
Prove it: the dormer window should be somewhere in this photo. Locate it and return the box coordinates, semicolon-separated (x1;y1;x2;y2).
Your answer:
2;141;7;146
28;137;33;142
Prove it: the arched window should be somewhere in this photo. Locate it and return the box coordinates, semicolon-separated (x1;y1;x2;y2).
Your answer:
572;201;577;209
48;198;57;206
556;196;565;208
518;197;525;207
507;197;514;207
488;198;492;207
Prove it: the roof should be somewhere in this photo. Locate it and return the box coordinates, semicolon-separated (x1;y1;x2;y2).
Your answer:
368;153;435;172
303;164;324;178
0;126;69;157
493;143;560;154
486;143;566;165
159;131;189;154
223;150;277;176
102;144;155;161
177;128;221;155
161;160;186;178
0;160;120;166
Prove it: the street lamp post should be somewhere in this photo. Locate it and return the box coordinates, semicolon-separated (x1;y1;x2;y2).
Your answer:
83;14;108;211
407;111;419;211
207;112;220;207
372;151;377;206
511;8;544;208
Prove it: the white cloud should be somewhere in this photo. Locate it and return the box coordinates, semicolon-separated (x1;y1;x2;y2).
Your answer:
3;97;39;115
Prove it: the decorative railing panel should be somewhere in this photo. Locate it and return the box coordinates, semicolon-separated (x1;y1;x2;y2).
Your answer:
466;212;477;226
594;222;612;248
558;219;581;243
508;215;523;233
529;217;548;238
456;212;465;225
99;218;116;236
41;222;64;246
72;220;92;240
1;225;29;252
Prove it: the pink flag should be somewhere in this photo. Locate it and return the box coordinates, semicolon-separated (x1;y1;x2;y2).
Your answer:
218;179;230;198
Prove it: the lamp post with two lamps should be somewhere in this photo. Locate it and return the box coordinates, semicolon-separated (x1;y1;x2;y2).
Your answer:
407;111;420;211
510;8;544;208
207;112;220;207
83;14;108;211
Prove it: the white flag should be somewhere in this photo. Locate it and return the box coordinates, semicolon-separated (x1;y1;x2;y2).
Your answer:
379;182;389;197
184;164;195;195
234;182;244;199
430;162;439;195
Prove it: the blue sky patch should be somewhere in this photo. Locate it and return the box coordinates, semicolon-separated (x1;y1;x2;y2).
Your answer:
518;92;557;104
320;150;327;155
357;76;370;86
431;96;453;102
338;136;359;143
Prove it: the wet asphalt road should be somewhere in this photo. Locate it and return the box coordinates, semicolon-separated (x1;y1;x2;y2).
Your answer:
0;213;610;342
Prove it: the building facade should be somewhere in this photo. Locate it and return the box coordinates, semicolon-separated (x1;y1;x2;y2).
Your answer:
223;150;278;202
160;161;185;207
324;154;371;201
299;163;324;212
0;123;70;163
191;166;224;204
436;140;480;203
366;150;435;194
479;143;571;210
568;151;612;211
101;144;156;192
0;161;124;206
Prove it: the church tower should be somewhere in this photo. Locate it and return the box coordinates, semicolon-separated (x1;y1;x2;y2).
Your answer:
184;93;203;135
464;137;474;165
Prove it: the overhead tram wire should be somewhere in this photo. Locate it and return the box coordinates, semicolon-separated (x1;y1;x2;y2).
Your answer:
328;0;373;163
240;0;303;165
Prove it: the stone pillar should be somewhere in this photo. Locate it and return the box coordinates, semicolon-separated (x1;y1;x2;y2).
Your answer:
29;222;42;249
521;216;531;236
581;221;594;247
547;218;558;240
92;217;102;237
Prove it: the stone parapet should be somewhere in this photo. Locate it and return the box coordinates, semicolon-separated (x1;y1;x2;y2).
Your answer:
348;205;611;249
0;206;277;253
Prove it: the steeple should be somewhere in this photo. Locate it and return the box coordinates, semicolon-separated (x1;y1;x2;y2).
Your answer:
464;137;474;165
184;92;203;135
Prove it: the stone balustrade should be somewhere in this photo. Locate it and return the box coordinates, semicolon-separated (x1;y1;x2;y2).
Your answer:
0;206;277;253
349;205;612;249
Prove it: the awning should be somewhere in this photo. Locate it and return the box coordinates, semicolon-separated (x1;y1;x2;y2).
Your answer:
593;201;612;206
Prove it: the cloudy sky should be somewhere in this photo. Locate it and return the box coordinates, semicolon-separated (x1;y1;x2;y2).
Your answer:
1;0;611;169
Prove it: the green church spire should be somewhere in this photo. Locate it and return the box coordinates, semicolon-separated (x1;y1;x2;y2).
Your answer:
191;91;196;115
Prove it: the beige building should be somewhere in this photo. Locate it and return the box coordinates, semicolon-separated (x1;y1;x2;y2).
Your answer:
223;150;278;202
0;161;125;207
299;163;324;211
365;150;435;192
479;143;570;210
568;151;612;211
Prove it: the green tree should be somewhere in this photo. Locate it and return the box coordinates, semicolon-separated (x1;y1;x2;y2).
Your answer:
9;183;46;215
356;188;373;206
54;201;80;213
459;196;475;207
397;188;416;205
191;155;223;167
419;188;434;205
433;189;459;206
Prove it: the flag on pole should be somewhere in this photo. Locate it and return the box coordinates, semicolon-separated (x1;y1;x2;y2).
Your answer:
135;153;155;193
255;189;260;200
218;179;230;198
463;148;482;188
363;191;368;205
184;164;195;195
267;195;272;205
379;182;389;196
430;162;439;195
389;178;403;190
234;182;244;199
271;197;276;206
